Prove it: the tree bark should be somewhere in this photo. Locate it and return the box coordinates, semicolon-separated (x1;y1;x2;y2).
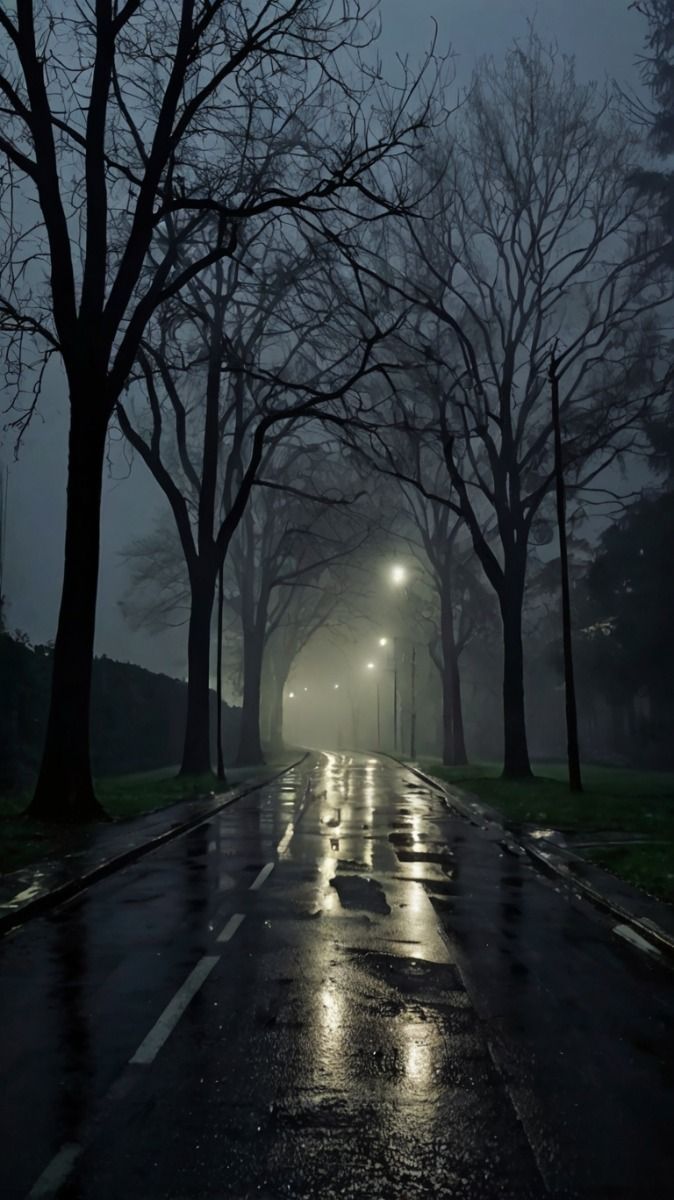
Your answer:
268;668;287;753
550;352;583;792
440;583;468;766
215;562;226;783
30;398;109;821
500;574;532;778
235;625;266;766
180;567;216;777
451;662;468;766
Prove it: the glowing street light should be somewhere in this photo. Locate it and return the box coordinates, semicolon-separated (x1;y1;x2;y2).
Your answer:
334;683;340;689
391;564;407;586
378;637;389;647
288;691;295;699
366;661;376;670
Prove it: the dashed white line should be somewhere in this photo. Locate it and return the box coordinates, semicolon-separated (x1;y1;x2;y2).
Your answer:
277;822;294;855
27;1142;82;1198
129;954;220;1066
24;777;304;1197
250;861;275;891
217;912;245;943
613;923;662;959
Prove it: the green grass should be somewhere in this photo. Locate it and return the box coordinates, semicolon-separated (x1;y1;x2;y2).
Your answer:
0;750;303;877
97;771;221;820
586;844;674;904
422;760;674;904
423;761;674;835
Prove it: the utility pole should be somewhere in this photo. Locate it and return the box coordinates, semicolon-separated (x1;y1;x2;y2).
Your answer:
410;644;417;761
393;641;398;752
549;347;583;793
0;466;7;630
216;561;226;783
376;681;381;751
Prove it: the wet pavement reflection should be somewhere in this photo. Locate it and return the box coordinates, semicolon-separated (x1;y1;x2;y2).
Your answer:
1;753;673;1198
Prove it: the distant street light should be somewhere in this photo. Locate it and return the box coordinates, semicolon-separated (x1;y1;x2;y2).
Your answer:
334;683;340;689
364;660;381;749
391;564;407;586
288;692;295;699
378;636;388;647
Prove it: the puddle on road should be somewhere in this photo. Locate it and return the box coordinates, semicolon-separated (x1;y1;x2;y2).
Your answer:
388;831;428;848
329;874;391;915
348;947;465;1001
394;847;456;878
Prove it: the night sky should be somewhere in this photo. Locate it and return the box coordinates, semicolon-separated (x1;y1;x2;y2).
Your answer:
0;1;648;675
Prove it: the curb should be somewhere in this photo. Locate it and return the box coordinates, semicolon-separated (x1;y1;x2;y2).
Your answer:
385;753;674;967
0;753;310;938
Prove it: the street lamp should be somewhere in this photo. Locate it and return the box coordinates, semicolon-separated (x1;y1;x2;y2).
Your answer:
388;565;418;759
378;636;389;647
365;660;381;749
334;683;340;690
288;691;295;699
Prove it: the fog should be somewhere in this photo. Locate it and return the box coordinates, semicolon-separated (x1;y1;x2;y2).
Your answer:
1;0;670;794
0;0;642;666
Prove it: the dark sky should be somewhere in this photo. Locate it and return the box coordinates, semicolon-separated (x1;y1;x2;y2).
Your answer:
0;1;648;676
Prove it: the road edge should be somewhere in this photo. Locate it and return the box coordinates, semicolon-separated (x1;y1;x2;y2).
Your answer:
0;752;310;937
385;752;674;966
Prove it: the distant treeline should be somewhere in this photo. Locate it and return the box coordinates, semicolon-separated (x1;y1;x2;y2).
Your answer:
0;633;239;791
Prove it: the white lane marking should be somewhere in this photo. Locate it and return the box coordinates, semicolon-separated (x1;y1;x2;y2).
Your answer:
217;913;245;943
27;1142;82;1198
613;923;662;959
277;822;294;855
130;954;220;1066
250;861;274;891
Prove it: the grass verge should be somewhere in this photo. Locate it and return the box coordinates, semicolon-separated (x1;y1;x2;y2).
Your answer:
0;749;302;877
422;760;674;903
585;843;674;905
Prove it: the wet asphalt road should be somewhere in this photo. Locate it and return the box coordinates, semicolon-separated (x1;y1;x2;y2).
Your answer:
0;752;673;1199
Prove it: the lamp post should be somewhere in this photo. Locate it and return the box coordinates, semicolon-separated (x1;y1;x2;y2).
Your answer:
389;563;418;760
377;635;398;752
366;661;381;750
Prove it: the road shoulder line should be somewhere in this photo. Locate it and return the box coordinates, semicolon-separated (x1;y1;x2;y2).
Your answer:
381;752;674;967
0;753;310;937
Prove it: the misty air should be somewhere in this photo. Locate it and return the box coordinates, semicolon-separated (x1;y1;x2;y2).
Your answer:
1;3;674;1198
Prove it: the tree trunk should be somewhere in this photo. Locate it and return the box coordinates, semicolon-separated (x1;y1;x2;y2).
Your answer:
268;669;286;754
550;352;582;792
451;662;468;766
180;567;216;777
30;399;108;821
440;583;468;767
235;626;266;766
215;562;226;783
500;574;532;778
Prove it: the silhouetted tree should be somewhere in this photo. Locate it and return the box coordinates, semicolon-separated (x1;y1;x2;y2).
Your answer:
359;34;670;777
0;1;436;818
630;1;674;251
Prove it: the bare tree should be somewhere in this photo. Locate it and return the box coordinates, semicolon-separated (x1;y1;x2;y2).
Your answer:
263;583;341;752
361;35;670;777
227;451;368;765
0;0;436;818
117;224;394;774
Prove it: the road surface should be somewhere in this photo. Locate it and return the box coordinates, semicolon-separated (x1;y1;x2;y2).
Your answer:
0;752;673;1199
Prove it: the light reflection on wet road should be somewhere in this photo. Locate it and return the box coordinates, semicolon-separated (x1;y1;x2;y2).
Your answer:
0;752;673;1199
